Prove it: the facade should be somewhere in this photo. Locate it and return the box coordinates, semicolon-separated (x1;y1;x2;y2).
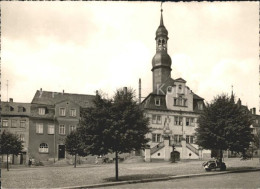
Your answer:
29;89;95;162
142;9;210;161
250;108;260;157
1;99;31;164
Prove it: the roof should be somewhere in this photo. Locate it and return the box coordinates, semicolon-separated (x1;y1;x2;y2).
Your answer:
1;101;31;116
141;93;168;111
175;78;187;83
193;93;204;100
31;90;95;108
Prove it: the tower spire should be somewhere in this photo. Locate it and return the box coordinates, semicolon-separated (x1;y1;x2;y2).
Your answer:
231;85;235;103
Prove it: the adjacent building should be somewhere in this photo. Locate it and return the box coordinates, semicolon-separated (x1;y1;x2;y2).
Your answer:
142;9;210;161
1;98;31;164
29;89;95;162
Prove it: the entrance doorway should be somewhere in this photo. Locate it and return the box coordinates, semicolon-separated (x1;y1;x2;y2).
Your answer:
58;145;65;159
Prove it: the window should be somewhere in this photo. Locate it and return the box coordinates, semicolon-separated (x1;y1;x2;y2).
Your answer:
11;120;17;128
152;115;162;124
38;108;45;115
173;96;187;107
178;135;183;143
155;98;161;106
186;135;190;143
36;123;43;134
186;118;190;126
186;118;194;126
2;120;8;127
174;117;183;125
173;135;183;144
18;106;26;112
152;134;156;142
69;125;76;133
198;102;203;110
255;119;259;124
59;125;65;135
152;133;161;142
20;120;26;128
69;109;76;117
179;85;182;90
60;108;66;116
48;125;55;134
39;143;48;153
10;106;14;111
190;136;194;144
20;134;25;142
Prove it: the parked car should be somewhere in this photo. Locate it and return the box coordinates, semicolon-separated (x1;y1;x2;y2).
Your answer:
202;159;226;171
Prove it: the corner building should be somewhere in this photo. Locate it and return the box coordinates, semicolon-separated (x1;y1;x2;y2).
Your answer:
142;9;210;161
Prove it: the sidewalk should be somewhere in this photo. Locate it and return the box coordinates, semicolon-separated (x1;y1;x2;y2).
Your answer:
58;168;260;189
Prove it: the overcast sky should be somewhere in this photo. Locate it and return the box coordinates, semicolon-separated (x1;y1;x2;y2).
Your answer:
1;1;259;110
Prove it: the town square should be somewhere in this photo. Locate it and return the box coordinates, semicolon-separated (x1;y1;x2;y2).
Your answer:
1;1;259;188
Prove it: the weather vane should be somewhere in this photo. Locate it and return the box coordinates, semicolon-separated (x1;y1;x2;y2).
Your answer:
161;1;163;12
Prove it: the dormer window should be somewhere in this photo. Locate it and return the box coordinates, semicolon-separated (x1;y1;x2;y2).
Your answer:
10;106;14;111
198;102;203;110
155;98;161;106
38;108;45;115
18;106;26;112
178;85;182;90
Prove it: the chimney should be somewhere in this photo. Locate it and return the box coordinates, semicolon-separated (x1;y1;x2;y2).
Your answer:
96;90;99;96
40;88;42;92
123;87;127;95
63;90;64;94
237;98;241;106
9;98;13;103
253;108;256;115
139;78;141;104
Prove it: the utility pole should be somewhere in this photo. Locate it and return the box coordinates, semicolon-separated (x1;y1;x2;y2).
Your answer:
6;80;9;101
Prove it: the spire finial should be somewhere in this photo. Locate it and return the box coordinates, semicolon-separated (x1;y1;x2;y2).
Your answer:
160;2;164;26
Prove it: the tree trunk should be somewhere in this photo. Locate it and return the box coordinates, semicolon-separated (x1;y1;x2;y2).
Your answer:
7;153;9;171
74;154;77;168
219;149;223;164
115;151;119;181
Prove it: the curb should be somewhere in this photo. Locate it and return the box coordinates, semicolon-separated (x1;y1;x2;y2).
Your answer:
59;168;260;189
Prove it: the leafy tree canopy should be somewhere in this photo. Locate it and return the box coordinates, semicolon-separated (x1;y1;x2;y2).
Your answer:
65;130;87;157
195;94;253;155
0;130;23;155
78;88;150;155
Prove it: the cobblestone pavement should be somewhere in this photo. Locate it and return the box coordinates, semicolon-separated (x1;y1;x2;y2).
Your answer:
1;158;260;188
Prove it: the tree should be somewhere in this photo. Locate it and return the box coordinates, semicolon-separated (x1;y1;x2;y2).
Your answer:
195;94;253;169
78;88;150;180
65;130;87;168
0;131;23;171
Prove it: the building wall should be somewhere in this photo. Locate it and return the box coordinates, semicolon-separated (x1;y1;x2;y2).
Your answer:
29;118;55;161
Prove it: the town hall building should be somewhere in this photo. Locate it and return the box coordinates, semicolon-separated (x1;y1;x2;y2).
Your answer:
141;8;210;161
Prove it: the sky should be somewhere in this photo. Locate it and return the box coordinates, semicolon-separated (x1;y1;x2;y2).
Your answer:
1;1;259;110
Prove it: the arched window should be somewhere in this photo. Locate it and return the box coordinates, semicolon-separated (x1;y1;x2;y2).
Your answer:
39;143;48;153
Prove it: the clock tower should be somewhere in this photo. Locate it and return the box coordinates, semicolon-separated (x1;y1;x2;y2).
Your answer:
152;8;172;92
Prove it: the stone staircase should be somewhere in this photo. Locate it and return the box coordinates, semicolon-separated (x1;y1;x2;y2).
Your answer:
150;142;165;155
186;143;199;156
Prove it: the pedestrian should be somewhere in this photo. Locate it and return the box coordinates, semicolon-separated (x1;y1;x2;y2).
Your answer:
28;158;32;167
